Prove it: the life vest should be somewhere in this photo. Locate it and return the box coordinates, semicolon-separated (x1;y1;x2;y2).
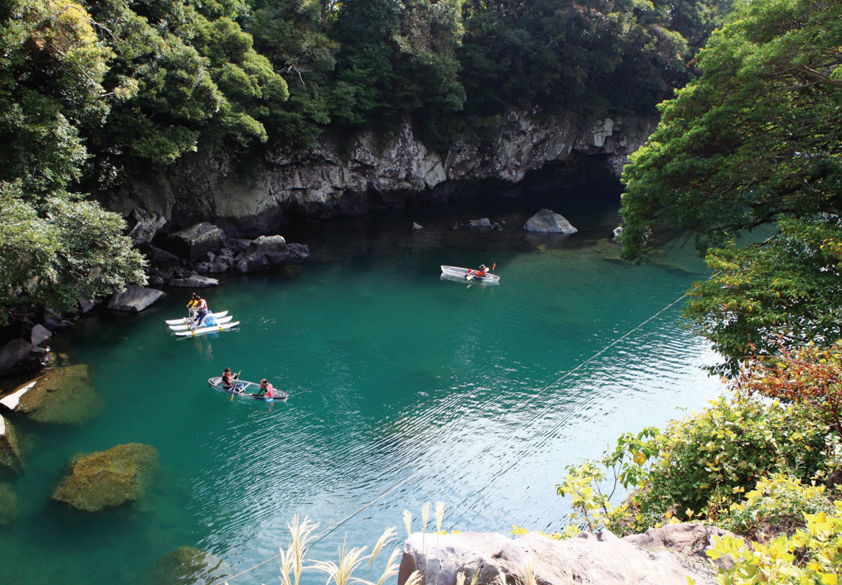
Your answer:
197;299;208;311
266;384;274;398
222;373;233;388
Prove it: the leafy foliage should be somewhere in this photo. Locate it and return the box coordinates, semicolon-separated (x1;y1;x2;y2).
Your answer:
557;397;830;534
620;0;842;370
709;506;842;584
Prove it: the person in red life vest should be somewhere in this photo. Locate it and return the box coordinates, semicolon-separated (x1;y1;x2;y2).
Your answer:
255;379;275;399
221;368;240;392
467;264;488;279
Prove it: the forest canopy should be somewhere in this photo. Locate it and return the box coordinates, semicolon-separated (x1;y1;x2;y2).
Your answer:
620;0;842;374
0;0;731;321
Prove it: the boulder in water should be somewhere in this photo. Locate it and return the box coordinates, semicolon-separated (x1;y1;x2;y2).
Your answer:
0;365;104;425
0;338;49;377
0;482;18;525
468;218;493;231
141;546;227;585
167;222;227;262
52;443;159;512
0;415;24;477
235;235;289;273
412;222;424;231
108;285;166;312
287;243;310;262
523;209;578;234
168;275;219;288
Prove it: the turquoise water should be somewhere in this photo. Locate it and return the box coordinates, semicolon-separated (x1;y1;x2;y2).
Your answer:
0;192;724;585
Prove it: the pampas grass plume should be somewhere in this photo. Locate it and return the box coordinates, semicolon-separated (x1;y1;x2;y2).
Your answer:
435;502;444;533
403;509;412;538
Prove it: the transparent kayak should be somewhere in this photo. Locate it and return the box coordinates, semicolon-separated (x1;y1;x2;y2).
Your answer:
440;265;500;283
208;377;288;401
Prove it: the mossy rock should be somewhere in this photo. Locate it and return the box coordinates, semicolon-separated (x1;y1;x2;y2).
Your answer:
52;443;159;512
1;364;104;424
0;415;23;477
142;546;226;585
0;482;19;525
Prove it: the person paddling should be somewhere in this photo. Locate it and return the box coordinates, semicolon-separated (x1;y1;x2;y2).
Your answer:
254;379;275;399
221;367;240;392
193;295;209;328
467;264;489;279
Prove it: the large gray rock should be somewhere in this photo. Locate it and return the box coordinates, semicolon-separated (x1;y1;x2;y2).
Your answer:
235;235;289;273
30;324;52;347
52;443;159;512
168;275;219;288
128;208;167;246
0;415;23;476
0;338;49;377
167;222;227;261
524;209;578;234
145;246;184;269
0;364;104;424
287;243;310;262
108;285;166;312
398;526;728;585
77;297;96;314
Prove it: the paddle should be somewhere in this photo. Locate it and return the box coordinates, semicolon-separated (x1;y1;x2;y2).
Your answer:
230;370;242;401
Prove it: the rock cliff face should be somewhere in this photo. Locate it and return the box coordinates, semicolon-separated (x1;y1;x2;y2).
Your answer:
104;111;657;242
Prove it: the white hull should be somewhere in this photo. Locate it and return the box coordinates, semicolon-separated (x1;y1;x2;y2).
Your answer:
175;321;239;337
165;310;228;325
169;316;234;331
440;265;500;283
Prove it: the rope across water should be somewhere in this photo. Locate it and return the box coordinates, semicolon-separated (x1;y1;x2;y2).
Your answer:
212;293;689;584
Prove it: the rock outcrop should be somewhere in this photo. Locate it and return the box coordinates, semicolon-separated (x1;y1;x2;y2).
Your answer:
167;222;227;261
0;365;104;424
104;112;658;240
107;285;166;312
398;525;733;585
168;275;219;288
30;324;52;347
523;209;578;234
0;415;23;476
0;338;49;377
52;443;159;512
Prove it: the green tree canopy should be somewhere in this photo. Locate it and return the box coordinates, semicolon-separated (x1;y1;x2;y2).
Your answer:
620;0;842;373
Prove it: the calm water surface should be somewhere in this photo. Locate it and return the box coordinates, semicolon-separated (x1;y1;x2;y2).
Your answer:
1;191;724;585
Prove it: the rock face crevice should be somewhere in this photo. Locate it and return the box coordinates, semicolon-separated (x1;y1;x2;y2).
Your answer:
103;111;657;242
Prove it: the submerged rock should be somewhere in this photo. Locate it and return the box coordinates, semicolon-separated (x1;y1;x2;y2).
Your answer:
0;482;18;525
467;218;493;231
52;443;159;512
0;415;24;477
108;285;166;312
398;525;728;585
0;338;49;377
141;546;226;585
412;222;424;231
0;365;104;425
523;209;578;234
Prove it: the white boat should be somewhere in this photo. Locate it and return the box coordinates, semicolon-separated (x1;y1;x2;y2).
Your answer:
440;265;500;283
174;321;240;337
168;315;234;331
165;310;228;325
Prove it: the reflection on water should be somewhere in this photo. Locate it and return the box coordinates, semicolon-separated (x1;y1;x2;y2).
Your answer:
0;190;724;585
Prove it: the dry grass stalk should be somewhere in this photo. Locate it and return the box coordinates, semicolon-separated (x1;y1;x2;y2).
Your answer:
469;570;480;585
404;570;423;585
421;503;431;535
367;526;397;575
517;554;537;585
279;545;295;585
288;515;319;585
314;543;368;585
456;573;466;585
403;509;413;538
434;502;445;533
373;548;402;585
